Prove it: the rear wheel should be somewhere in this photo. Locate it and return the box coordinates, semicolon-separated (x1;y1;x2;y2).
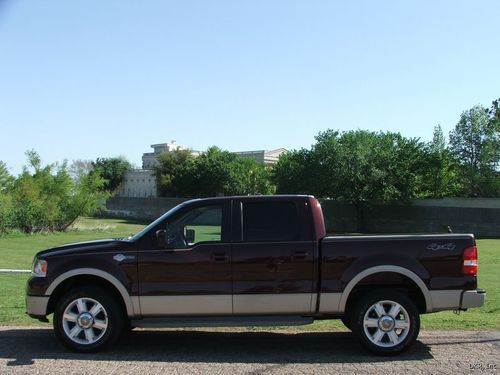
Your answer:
53;286;123;352
352;290;420;355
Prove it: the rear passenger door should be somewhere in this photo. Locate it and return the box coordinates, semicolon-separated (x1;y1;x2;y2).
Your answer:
231;198;315;314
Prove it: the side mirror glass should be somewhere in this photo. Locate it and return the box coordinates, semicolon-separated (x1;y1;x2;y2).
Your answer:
186;229;195;244
156;229;167;248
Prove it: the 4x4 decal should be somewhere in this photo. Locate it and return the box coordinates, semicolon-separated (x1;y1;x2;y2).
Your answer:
426;243;456;251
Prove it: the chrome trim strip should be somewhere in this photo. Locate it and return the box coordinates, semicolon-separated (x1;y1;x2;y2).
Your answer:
132;316;314;328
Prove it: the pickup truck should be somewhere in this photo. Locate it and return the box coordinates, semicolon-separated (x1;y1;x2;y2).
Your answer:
26;195;485;355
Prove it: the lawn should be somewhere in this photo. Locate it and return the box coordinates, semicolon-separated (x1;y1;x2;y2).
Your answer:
0;217;498;330
0;217;147;325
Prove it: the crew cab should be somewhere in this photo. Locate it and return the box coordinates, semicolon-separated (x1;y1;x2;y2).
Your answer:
26;195;485;355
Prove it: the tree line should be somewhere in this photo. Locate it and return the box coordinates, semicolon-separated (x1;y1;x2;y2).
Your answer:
0;99;498;234
157;100;499;201
0;155;132;234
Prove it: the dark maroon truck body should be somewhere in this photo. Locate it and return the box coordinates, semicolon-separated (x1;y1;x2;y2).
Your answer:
26;195;485;354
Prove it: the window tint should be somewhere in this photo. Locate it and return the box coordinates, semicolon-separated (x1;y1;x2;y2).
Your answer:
168;205;222;248
242;201;299;242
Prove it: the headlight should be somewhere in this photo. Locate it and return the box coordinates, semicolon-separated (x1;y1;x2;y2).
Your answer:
32;258;47;277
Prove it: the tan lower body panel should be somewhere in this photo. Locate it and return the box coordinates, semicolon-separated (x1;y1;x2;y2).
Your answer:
429;290;462;311
139;294;315;315
26;295;50;316
318;293;342;313
140;295;232;315
233;293;313;314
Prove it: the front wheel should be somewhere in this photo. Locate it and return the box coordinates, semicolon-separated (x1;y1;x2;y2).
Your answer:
352;290;420;355
53;286;124;352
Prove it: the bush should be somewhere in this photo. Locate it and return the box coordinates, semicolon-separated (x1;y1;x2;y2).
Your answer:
0;151;109;234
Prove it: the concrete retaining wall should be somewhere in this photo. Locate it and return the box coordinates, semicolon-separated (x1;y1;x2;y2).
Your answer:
105;197;500;237
105;197;189;220
320;200;500;237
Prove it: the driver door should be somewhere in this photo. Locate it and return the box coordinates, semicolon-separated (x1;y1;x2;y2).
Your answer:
137;201;232;316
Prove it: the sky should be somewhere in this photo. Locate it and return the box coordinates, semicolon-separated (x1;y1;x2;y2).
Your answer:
0;0;499;175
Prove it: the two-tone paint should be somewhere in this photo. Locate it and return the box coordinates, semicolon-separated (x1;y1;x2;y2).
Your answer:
26;195;485;323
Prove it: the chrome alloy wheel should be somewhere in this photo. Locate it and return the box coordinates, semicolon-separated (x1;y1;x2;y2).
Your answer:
363;300;410;348
62;297;108;345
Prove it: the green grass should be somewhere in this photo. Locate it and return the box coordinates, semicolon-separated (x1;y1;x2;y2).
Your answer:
419;238;500;330
0;217;147;269
0;217;148;325
0;218;498;329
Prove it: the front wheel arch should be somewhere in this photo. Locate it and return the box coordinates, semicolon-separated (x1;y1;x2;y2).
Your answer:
46;269;135;317
47;274;129;321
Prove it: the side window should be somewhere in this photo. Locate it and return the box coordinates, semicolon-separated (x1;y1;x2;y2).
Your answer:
167;205;222;248
242;201;300;242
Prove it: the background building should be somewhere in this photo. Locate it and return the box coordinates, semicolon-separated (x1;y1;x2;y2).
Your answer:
118;141;286;197
141;140;201;169
233;148;287;164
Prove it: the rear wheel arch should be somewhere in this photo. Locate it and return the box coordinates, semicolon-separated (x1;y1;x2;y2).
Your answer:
340;266;431;314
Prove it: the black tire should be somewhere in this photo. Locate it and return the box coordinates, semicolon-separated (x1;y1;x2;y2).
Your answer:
53;286;124;352
122;319;135;334
352;290;420;356
341;315;353;331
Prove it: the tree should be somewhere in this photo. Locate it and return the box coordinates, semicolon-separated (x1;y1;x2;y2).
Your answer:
419;125;461;198
490;98;500;124
69;159;94;179
0;161;14;233
1;151;108;233
178;147;235;197
227;157;275;195
275;130;426;231
154;150;194;197
92;157;132;193
274;148;319;195
155;147;276;197
449;105;500;196
0;161;14;192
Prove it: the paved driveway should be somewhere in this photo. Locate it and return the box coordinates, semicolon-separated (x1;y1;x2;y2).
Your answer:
0;327;498;374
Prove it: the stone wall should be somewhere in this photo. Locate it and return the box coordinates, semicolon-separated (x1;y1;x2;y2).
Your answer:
105;197;189;220
320;198;500;237
118;170;157;198
105;197;500;237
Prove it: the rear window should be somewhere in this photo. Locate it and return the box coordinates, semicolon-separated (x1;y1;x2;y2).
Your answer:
242;201;300;242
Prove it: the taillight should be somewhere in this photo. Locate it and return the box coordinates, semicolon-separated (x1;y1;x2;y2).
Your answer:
463;246;478;275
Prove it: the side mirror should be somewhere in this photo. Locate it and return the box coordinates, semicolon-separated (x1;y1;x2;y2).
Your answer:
185;229;195;244
156;229;167;248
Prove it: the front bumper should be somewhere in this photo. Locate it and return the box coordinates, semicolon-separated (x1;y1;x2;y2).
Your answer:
461;288;486;309
26;295;49;318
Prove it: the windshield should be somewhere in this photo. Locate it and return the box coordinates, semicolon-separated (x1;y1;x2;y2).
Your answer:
129;201;192;241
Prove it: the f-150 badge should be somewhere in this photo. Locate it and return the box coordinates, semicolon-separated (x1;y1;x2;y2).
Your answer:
426;243;456;251
113;254;135;262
